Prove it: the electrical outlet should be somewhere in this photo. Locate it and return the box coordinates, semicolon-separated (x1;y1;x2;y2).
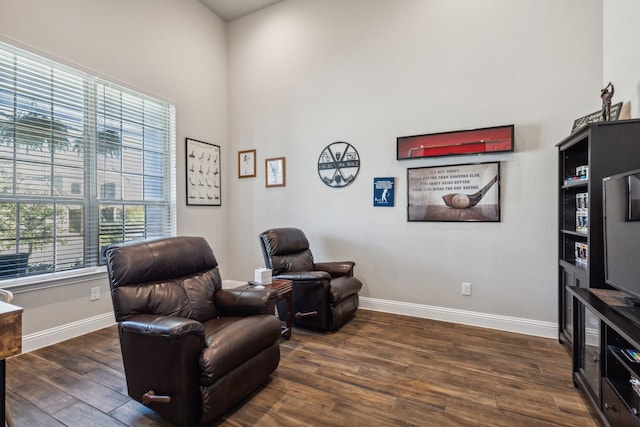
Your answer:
90;286;100;301
462;282;471;296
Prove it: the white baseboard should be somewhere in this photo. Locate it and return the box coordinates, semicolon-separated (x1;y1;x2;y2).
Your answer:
359;296;557;339
22;312;116;353
19;298;557;354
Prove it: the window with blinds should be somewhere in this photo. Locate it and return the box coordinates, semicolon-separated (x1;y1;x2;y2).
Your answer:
0;41;176;280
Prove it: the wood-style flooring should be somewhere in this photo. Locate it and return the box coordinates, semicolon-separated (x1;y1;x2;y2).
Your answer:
6;309;598;426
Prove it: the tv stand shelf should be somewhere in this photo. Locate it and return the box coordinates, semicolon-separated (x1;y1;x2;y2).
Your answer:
613;306;640;330
610;347;640;378
570;287;640;346
569;286;640;426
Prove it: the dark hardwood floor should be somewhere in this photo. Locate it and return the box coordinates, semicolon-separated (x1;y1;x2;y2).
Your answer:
6;309;598;426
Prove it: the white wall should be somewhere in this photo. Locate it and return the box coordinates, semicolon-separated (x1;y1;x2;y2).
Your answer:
603;0;640;117
0;0;228;347
226;0;603;332
0;0;623;346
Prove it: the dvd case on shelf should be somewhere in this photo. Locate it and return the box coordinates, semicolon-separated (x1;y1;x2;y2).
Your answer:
576;209;589;233
575;242;588;266
562;167;590;186
576;192;588;209
576;165;589;179
563;176;588;186
575;193;589;233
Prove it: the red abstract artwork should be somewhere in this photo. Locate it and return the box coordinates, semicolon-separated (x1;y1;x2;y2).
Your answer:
397;125;514;160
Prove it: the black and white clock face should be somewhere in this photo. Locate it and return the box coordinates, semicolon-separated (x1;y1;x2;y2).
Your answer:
317;142;360;188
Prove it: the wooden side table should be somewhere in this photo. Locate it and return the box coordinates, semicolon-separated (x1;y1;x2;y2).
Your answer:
0;300;22;426
237;279;293;339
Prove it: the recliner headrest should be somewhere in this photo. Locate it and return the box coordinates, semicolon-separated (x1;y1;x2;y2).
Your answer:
105;236;218;289
259;227;309;256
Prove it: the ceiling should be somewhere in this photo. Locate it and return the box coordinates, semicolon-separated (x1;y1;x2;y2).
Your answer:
199;0;282;22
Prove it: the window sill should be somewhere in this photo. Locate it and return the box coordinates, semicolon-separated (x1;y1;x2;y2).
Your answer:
1;267;108;293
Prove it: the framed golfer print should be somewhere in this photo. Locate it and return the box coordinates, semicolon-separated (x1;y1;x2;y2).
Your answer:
265;157;286;187
238;149;256;178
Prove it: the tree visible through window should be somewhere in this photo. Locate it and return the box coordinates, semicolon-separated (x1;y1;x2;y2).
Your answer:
0;42;176;280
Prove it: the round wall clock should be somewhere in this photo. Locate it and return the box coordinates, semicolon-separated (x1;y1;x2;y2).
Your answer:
317;141;360;188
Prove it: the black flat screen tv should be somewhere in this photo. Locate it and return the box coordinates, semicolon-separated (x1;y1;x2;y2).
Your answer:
603;169;640;324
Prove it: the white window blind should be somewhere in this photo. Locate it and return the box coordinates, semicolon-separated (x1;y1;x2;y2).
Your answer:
0;41;176;280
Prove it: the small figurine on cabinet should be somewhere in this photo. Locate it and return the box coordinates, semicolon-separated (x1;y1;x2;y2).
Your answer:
601;82;615;121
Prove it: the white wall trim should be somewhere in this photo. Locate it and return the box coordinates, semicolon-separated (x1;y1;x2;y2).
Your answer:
22;312;116;353
19;297;557;354
359;297;557;339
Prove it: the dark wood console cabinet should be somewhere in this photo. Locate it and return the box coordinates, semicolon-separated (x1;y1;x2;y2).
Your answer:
569;287;640;426
558;120;640;426
558;120;640;347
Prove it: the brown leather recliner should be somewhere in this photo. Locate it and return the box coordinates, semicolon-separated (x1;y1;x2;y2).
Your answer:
104;236;281;427
259;227;362;331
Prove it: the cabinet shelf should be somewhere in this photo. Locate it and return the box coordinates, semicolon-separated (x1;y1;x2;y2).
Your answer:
560;229;588;237
561;178;588;189
610;346;640;378
559;259;588;273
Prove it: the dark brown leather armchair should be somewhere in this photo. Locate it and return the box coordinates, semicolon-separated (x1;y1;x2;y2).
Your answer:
105;236;281;427
259;227;362;331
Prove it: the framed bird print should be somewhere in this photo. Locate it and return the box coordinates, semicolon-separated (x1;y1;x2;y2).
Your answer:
186;138;221;206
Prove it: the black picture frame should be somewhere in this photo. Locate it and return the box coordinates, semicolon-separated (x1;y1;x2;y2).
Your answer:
407;161;500;222
628;173;640;221
186;138;220;206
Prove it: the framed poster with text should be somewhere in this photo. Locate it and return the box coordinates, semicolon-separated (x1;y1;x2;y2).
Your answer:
407;162;500;222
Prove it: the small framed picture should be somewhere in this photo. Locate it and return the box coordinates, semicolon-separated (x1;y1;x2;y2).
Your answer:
265;157;286;187
238;149;256;178
373;177;395;207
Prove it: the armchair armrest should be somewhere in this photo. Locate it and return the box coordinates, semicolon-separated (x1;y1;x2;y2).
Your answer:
275;271;331;281
117;314;204;425
215;288;278;316
313;261;355;277
120;314;204;338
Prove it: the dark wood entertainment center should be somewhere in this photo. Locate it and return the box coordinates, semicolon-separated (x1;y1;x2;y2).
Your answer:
558;119;640;426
